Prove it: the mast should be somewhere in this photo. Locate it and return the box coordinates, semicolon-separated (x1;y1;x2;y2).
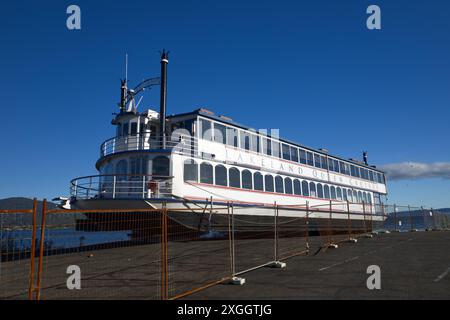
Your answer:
160;50;169;149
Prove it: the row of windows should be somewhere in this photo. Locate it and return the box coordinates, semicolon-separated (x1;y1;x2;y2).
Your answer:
198;118;385;185
184;160;373;204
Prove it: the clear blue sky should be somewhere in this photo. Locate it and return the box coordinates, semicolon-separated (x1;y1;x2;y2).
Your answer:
1;0;449;208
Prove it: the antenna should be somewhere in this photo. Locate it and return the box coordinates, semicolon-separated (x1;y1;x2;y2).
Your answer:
125;53;128;84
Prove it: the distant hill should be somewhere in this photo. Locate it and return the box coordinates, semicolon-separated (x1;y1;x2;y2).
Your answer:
0;197;73;227
0;197;58;211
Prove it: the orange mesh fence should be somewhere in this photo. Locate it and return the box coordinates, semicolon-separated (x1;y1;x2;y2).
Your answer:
275;207;309;261
231;204;276;275
36;204;163;300
0;199;37;300
166;203;232;299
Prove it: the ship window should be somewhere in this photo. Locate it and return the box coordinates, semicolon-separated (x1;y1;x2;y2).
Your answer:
369;170;374;182
342;188;348;201
317;184;324;198
302;180;309;196
226;127;239;147
254;172;264;191
376;173;382;183
131;122;138;136
242;170;253;189
333;160;340;173
122;122;129;136
350;165;359;178
347;189;353;202
272;141;281;158
336;187;342;200
200;119;213;141
328;158;334;171
353;190;358;202
321;156;327;170
214;123;226;144
324;185;330;199
229;167;241;188
215;165;227;186
282;144;291;160
200;162;213;184
309;182;316;197
130;157;141;175
275;176;284;193
152;156;170;177
117;123;122;137
330;186;336;200
265;175;274;192
183;159;198;182
306;152;314;166
263;138;271;156
251;134;259;153
367;193;372;204
339;162;346;175
361;169;368;180
293;179;302;195
299;149;307;164
284;178;293;194
357;191;363;203
314;154;321;168
240;131;251;151
116;160;128;179
291;147;299;162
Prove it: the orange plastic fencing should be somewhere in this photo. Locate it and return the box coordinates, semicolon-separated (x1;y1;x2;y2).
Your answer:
1;198;447;300
0;199;37;300
35;202;163;300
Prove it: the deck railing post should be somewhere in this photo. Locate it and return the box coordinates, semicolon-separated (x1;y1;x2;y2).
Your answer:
142;176;146;199
112;176;116;199
28;198;37;300
36;199;47;300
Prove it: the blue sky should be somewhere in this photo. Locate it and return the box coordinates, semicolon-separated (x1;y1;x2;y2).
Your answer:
1;0;449;208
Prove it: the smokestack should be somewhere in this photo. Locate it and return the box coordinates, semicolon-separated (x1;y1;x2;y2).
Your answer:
160;50;169;149
120;79;127;112
363;151;368;165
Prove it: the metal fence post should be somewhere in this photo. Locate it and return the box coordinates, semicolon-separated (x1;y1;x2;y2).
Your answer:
408;205;413;231
274;201;278;262
362;201;367;234
305;201;310;254
327;200;333;247
393;204;398;232
36;199;47;300
160;202;168;300
347;201;354;242
28;198;37;300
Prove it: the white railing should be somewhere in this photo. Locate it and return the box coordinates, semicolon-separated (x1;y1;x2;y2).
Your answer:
70;174;174;200
100;134;198;158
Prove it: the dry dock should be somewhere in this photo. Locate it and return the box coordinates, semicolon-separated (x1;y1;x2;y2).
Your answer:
185;231;450;300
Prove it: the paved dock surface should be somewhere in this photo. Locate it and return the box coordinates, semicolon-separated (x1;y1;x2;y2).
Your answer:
186;231;450;299
2;231;449;299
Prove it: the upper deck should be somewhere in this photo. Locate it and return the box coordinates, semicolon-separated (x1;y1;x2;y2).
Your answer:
97;109;387;195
